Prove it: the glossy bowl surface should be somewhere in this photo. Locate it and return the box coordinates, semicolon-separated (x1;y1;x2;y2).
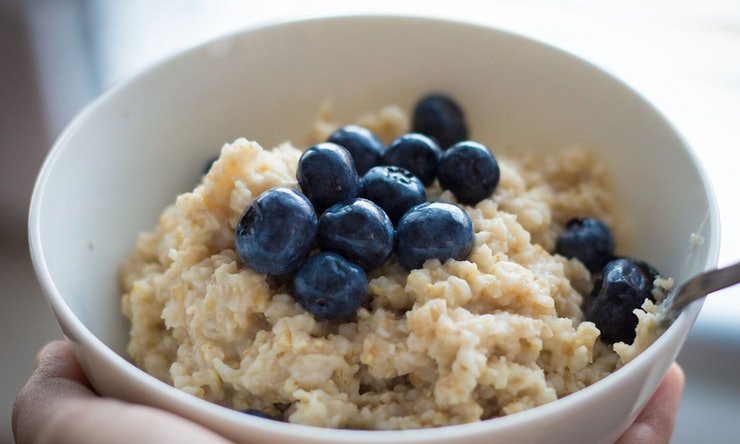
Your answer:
29;14;719;444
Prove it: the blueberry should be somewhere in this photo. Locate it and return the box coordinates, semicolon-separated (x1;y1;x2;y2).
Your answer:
202;155;219;176
395;201;474;269
317;198;394;270
412;94;468;149
360;165;426;225
327;125;385;176
556;217;615;273
235;187;317;275
297;142;360;213
382;133;442;186
240;409;275;420
585;257;659;344
437;141;500;205
293;252;368;320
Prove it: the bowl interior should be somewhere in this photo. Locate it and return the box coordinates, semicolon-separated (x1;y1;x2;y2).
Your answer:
29;14;719;443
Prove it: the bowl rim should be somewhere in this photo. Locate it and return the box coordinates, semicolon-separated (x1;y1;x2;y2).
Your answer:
27;12;722;442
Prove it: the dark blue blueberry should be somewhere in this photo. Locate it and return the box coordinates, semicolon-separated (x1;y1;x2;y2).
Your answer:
556;217;615;273
240;409;276;420
360;166;426;225
585;257;659;344
317;198;394;270
382;133;442;186
296;142;360;213
293;252;368;320
395;201;474;269
437;141;500;206
235;187;317;275
327;125;385;176
412;94;468;149
202;155;219;176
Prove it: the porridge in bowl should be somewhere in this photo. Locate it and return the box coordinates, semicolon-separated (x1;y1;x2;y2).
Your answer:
120;95;669;429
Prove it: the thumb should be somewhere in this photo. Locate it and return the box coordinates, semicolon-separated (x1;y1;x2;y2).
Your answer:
616;363;685;444
13;340;234;444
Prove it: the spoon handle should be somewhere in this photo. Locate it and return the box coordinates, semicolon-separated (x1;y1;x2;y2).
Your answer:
661;261;740;324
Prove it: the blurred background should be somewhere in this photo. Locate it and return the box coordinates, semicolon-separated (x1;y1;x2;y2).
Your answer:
1;0;738;442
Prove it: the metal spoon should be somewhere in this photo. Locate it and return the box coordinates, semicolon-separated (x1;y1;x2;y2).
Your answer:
658;261;740;329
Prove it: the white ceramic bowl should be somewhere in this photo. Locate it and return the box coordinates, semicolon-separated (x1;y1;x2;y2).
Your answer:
29;14;719;444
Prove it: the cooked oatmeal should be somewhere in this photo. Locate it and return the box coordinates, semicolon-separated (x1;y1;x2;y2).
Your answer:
120;105;661;429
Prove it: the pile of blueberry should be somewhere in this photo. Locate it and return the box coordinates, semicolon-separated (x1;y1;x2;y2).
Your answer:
555;217;663;344
235;94;499;321
232;93;663;345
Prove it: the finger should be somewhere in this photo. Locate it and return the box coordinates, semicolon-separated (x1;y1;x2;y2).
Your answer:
13;340;234;444
616;362;685;444
32;340;94;388
13;340;97;442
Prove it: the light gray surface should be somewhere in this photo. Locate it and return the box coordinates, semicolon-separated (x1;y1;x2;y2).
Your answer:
2;1;738;443
674;326;740;444
0;240;61;444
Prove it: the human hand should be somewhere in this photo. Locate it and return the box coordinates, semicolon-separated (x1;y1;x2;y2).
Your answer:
12;340;233;444
617;361;685;444
13;340;685;444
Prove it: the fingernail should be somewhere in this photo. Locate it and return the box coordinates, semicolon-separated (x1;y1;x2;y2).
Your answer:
34;341;59;367
34;344;49;367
